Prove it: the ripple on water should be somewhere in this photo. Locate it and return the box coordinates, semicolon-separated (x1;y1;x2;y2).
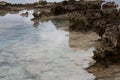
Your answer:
0;11;95;80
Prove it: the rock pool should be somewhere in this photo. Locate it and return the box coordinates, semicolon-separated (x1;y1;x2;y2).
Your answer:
0;10;96;80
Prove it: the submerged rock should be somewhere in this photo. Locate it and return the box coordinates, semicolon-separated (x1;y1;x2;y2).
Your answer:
32;11;50;19
20;12;29;17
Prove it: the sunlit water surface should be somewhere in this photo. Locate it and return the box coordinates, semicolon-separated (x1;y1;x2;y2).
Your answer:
0;10;95;80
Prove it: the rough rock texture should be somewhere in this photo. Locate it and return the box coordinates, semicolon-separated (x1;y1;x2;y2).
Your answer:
51;0;103;15
92;2;120;66
32;11;51;20
93;25;120;66
69;2;120;35
68;0;104;32
67;1;120;67
50;1;120;79
87;25;120;79
69;10;101;31
79;2;120;80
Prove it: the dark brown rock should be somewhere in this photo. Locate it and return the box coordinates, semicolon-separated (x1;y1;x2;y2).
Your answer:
68;1;120;67
51;0;103;15
33;11;50;19
93;25;120;66
20;12;29;17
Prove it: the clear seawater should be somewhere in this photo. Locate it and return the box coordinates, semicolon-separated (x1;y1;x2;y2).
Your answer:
0;10;95;80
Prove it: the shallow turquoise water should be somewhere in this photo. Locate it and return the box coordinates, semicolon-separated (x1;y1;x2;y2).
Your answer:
0;10;95;80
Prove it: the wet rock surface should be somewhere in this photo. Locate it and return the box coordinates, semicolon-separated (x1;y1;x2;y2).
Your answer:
32;11;51;19
87;63;120;80
67;1;120;65
52;1;120;80
20;12;29;17
86;25;120;78
69;31;100;50
86;2;120;80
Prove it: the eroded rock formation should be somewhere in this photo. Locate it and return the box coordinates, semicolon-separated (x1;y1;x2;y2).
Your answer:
68;1;120;66
51;0;103;15
87;24;120;80
69;1;120;34
93;2;120;66
94;25;120;66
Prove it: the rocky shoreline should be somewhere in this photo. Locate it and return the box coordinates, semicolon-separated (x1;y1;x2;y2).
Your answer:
51;0;120;64
48;0;120;79
0;0;120;80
